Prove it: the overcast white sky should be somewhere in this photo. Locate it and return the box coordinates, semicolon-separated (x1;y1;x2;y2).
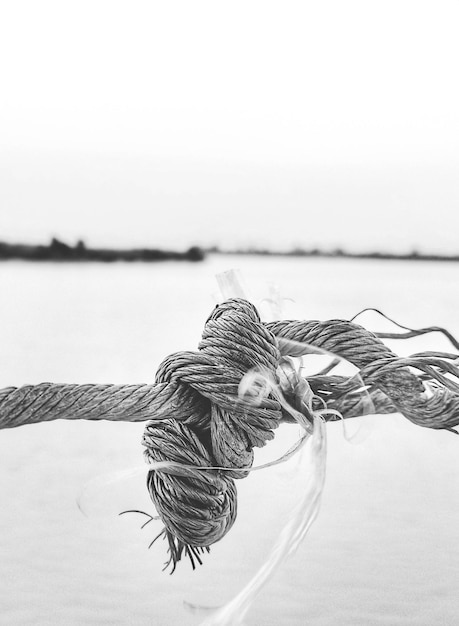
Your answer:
1;0;458;252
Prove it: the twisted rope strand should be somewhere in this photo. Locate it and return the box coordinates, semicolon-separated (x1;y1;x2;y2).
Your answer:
0;383;172;429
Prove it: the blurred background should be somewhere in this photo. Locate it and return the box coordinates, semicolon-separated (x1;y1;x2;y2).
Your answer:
1;2;459;626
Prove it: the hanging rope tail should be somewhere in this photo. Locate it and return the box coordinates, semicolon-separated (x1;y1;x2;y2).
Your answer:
1;299;459;570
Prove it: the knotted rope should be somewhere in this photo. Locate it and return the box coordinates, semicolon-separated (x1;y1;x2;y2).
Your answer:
1;299;458;570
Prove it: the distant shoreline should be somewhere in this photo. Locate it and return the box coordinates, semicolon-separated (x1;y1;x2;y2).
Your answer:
0;239;205;262
1;239;458;263
207;247;459;262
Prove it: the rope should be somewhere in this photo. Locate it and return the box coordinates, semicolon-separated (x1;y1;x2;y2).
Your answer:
1;298;459;570
266;319;459;430
0;383;176;428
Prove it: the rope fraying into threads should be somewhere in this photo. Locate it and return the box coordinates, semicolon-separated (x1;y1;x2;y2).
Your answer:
138;299;459;571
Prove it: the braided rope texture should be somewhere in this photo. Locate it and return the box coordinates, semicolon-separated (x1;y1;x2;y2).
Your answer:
1;299;459;569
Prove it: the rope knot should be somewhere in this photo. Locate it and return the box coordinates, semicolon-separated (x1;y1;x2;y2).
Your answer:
142;299;283;567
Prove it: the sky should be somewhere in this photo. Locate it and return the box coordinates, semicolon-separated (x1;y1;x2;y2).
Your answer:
1;0;458;253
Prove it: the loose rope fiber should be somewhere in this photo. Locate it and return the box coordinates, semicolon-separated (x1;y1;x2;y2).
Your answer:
1;299;458;570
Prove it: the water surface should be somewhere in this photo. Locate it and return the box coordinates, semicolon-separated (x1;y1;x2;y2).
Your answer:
0;256;458;625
